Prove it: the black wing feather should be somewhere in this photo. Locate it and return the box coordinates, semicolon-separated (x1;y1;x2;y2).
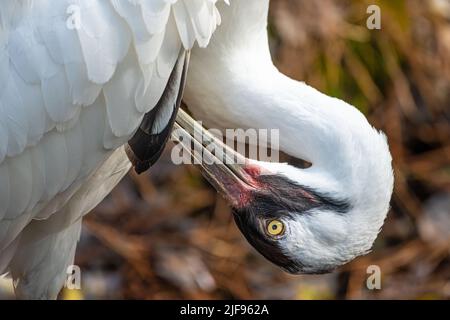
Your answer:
126;50;190;174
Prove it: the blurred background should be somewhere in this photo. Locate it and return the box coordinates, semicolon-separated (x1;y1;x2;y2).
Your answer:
2;0;449;300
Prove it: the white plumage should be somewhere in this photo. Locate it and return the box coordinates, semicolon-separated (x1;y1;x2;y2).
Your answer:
0;0;394;299
0;0;225;298
186;0;393;273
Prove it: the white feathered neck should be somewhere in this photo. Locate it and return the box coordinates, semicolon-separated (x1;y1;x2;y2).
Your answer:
185;0;394;254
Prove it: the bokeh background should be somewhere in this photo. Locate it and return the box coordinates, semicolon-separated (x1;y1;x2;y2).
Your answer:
2;0;449;300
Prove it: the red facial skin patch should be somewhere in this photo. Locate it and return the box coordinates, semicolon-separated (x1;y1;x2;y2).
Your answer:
243;165;261;178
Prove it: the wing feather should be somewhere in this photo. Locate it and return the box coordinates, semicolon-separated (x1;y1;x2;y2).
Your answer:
0;0;227;283
0;163;10;220
172;1;197;48
27;146;46;213
156;13;181;78
7;149;33;219
1;79;28;157
103;49;144;138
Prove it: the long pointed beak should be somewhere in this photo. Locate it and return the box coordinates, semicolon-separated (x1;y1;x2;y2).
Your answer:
171;108;259;208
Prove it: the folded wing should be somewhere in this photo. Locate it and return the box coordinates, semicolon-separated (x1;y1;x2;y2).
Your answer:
0;0;226;272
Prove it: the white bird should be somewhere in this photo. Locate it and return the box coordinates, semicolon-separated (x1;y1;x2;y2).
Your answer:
0;0;394;299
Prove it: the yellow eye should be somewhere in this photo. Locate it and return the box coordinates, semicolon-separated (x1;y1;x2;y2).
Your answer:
267;220;285;236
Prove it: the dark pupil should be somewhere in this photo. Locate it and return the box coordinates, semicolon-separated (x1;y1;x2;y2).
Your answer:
272;224;278;230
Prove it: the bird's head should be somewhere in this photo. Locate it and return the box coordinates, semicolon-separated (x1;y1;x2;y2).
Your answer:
229;158;392;274
177;80;394;274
